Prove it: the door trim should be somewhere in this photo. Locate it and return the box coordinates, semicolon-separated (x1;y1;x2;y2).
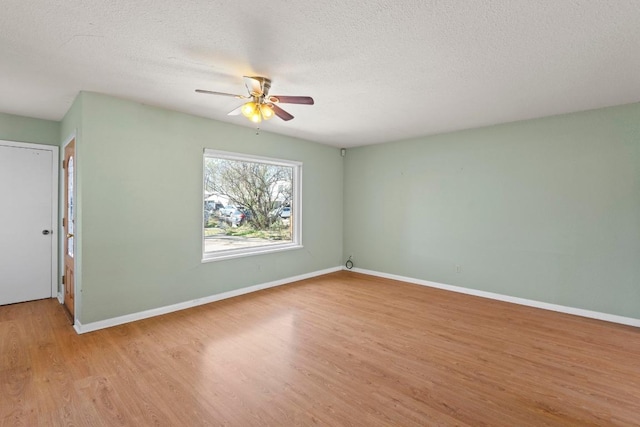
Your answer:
61;132;77;322
0;139;59;299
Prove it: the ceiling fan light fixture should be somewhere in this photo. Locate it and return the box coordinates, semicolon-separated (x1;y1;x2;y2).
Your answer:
196;76;313;123
249;110;262;123
260;104;274;120
241;101;257;118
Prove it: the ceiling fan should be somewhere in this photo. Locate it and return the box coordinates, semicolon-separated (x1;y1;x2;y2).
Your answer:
196;76;314;123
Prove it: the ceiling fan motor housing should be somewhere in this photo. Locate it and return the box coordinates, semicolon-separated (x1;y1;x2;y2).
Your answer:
251;77;271;97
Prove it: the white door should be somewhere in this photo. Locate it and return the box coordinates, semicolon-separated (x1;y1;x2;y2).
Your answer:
0;141;58;305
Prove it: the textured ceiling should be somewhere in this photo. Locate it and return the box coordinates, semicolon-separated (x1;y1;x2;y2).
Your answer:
2;0;640;148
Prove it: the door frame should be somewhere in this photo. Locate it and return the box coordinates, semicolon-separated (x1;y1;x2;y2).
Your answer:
61;133;77;320
0;139;59;299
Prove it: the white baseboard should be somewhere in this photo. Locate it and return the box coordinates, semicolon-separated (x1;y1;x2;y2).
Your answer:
74;266;342;334
349;267;640;328
57;292;64;304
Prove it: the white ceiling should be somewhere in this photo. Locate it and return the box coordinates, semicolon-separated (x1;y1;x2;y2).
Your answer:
2;1;640;148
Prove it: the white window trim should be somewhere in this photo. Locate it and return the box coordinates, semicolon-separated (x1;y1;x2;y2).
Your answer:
202;149;303;262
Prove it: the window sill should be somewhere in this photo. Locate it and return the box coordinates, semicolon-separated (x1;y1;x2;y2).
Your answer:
202;243;303;263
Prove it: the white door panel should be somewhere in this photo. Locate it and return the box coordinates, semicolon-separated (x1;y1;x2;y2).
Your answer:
0;143;55;305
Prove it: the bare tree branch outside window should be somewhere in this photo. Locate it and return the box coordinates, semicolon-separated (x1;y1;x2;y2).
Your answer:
205;158;292;229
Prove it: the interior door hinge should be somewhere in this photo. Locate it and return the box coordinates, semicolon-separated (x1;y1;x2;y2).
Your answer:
62;218;66;227
62;275;65;285
62;160;66;169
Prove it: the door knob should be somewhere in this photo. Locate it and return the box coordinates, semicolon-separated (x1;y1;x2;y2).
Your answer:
42;230;51;235
66;233;74;238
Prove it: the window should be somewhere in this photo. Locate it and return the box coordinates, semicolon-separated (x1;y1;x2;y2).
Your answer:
203;150;302;261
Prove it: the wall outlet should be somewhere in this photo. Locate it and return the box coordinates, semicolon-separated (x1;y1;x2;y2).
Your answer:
346;255;354;269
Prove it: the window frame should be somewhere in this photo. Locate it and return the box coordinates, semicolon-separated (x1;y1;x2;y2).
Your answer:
202;149;303;262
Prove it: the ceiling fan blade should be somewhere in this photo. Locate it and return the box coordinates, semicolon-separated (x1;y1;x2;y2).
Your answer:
228;105;243;116
196;89;247;99
269;95;314;105
270;104;294;121
244;76;263;96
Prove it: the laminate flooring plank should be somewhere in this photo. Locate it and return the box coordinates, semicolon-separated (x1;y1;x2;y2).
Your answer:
1;272;639;426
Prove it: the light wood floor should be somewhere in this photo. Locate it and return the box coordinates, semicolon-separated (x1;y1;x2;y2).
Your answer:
1;271;639;426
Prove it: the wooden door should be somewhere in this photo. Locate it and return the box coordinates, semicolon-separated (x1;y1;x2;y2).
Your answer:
63;139;75;318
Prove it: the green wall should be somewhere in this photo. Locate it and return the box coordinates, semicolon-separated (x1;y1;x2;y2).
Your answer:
344;103;640;318
74;93;344;323
0;112;59;145
4;95;639;323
